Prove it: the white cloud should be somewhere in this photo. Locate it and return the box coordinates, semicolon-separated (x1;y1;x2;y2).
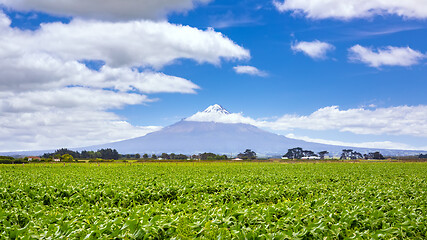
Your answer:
285;134;427;151
0;87;152;113
0;11;10;28
0;110;162;152
0;87;164;151
0;13;248;92
233;65;267;77
0;0;211;20
210;12;259;29
0;86;162;151
187;105;427;138
0;12;250;151
291;40;335;59
0;12;247;94
348;45;425;67
271;105;427;137
274;0;427;20
0;52;200;94
186;111;259;125
1;18;249;69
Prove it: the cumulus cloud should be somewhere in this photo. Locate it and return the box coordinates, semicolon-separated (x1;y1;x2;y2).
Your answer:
0;0;211;20
348;45;425;67
0;52;200;94
285;134;427;151
0;12;250;151
274;0;427;20
233;65;267;77
0;12;248;92
291;40;335;59
0;18;249;69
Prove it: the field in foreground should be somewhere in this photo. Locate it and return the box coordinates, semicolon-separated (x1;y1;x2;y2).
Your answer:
0;162;426;239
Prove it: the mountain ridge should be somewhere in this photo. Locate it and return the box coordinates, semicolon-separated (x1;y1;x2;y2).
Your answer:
75;120;425;157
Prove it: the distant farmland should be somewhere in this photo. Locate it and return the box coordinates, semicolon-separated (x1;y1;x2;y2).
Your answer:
0;162;426;239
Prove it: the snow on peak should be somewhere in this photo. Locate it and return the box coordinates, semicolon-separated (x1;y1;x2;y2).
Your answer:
203;104;230;114
185;104;257;125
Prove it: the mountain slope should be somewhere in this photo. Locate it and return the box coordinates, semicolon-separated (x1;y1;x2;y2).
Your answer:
82;120;417;156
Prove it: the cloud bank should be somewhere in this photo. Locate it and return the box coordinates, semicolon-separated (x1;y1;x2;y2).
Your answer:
274;0;427;20
271;105;427;137
0;0;211;20
187;105;427;138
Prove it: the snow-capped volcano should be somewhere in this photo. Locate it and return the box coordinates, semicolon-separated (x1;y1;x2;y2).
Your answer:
4;104;425;157
202;104;230;114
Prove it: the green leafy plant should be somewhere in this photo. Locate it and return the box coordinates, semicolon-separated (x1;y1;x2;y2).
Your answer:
0;162;425;239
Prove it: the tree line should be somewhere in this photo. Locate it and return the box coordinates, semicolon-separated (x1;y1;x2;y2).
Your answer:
40;149;232;161
0;156;26;164
283;147;386;160
43;148;121;160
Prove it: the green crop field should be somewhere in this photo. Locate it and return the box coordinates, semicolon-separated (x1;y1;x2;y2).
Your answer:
0;162;426;239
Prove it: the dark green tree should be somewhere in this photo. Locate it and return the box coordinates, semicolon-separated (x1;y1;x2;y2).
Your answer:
61;154;74;162
364;152;385;159
80;150;90;159
318;151;329;160
43;148;80;159
302;150;317;157
98;149;120;160
176;154;189;160
237;149;257;160
284;147;304;159
341;149;363;160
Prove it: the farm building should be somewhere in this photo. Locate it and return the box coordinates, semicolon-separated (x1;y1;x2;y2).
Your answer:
27;156;41;161
301;156;321;160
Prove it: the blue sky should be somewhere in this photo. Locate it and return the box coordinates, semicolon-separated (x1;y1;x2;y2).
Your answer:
0;0;426;152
